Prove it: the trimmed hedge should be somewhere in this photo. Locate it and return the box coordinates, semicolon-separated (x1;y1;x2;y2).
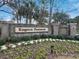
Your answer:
0;35;79;46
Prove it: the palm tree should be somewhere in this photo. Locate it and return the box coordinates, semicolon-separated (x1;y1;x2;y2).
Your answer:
22;1;29;24
28;0;35;24
17;0;36;24
53;12;69;23
33;6;48;25
33;0;48;25
6;0;48;25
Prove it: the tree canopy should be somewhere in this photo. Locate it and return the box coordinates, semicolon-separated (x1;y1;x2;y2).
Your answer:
1;0;79;25
53;12;69;23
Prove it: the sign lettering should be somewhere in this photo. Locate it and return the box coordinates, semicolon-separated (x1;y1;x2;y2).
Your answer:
15;27;48;33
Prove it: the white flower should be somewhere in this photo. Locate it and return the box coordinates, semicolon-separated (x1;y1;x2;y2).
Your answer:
49;38;52;41
59;40;63;42
42;39;45;42
11;44;16;48
67;40;71;42
22;41;26;44
71;40;76;43
52;39;56;41
39;39;42;42
9;44;16;48
75;41;79;43
17;43;22;46
24;42;27;45
56;39;59;41
29;41;34;44
62;40;66;42
46;39;49;41
1;45;7;50
35;40;38;43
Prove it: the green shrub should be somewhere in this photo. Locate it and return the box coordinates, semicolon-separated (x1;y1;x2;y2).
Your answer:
31;35;40;40
0;35;79;46
0;39;6;46
20;36;32;41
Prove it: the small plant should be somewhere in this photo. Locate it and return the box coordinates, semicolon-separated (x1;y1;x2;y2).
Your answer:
50;45;54;54
35;48;47;59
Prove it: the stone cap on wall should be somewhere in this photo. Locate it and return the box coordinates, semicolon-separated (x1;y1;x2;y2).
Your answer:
51;22;60;26
0;21;14;24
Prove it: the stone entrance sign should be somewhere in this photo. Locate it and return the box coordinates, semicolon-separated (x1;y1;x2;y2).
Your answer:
0;21;77;38
15;27;48;33
9;24;50;37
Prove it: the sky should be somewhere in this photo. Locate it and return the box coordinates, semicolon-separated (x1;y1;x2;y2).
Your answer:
0;4;13;21
0;0;79;21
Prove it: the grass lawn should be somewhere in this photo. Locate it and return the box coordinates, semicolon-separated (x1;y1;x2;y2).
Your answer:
0;40;79;59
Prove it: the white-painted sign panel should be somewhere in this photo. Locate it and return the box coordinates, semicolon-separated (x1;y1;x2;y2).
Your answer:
15;27;48;33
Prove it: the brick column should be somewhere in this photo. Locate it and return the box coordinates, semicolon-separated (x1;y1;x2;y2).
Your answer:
69;23;77;36
52;23;60;35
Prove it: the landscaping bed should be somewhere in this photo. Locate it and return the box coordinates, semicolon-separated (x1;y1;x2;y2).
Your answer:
0;39;79;59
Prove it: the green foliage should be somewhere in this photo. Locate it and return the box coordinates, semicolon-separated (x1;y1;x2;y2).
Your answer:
74;16;79;23
0;39;6;46
35;47;47;59
53;12;69;23
6;0;49;24
0;35;79;46
0;40;79;59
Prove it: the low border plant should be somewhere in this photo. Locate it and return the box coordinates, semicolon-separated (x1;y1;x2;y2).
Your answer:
0;35;79;46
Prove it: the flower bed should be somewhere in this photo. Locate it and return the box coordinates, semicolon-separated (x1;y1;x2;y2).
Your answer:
0;38;79;50
0;35;79;59
0;38;79;59
0;38;79;51
0;35;79;46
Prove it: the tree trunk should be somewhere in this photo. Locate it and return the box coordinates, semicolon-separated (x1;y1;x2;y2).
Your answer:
16;15;19;23
26;17;28;24
29;18;31;24
19;16;21;23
